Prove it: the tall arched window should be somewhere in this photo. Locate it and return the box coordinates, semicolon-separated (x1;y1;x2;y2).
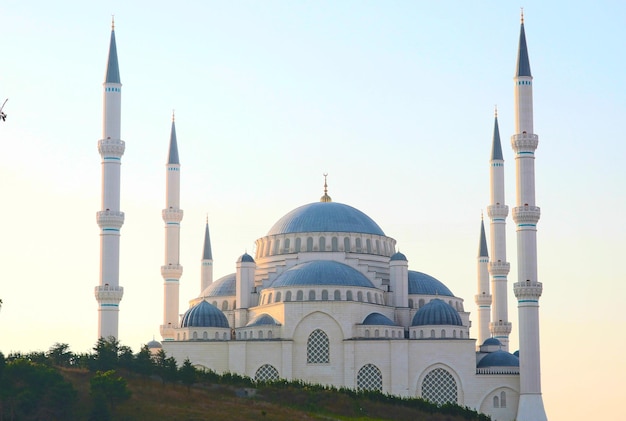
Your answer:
308;290;316;300
255;364;279;382
421;368;458;405
347;290;353;301
357;364;382;392
344;237;351;252
307;329;329;364
355;238;362;252
331;237;338;251
366;239;372;253
274;239;280;255
500;391;506;408
493;396;500;408
367;292;372;303
267;293;273;304
295;237;302;252
322;290;329;300
296;290;304;301
222;301;229;311
307;237;313;252
334;290;341;300
357;291;363;302
285;291;292;301
284;238;290;253
319;237;326;251
275;291;282;302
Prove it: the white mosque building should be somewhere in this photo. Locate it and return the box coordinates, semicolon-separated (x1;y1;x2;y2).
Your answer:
96;15;547;421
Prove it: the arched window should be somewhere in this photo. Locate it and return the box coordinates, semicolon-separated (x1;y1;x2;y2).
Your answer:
392;330;396;338
192;332;198;340
284;238;290;253
203;331;208;339
244;331;248;339
420;330;424;338
307;329;329;364
409;299;414;308
412;330;416;339
275;291;281;302
347;290;353;301
183;332;186;340
308;290;316;301
322;290;329;300
385;330;389;338
223;332;228;340
237;332;241;340
285;291;292;301
375;329;379;338
296;290;304;301
268;330;273;339
319;237;326;251
419;299;425;308
421;368;458;405
493;396;500;408
334;290;341;300
307;237;314;252
331;237;338;251
453;330;457;338
212;301;218;307
384;242;388;255
441;329;446;338
267;292;273;304
214;332;218;339
259;331;263;339
255;364;279;382
430;329;435;338
295;237;302;252
344;237;351;252
356;238;362;252
375;240;380;254
366;239;372;253
500;391;507;408
222;301;229;311
357;364;382;392
367;292;372;303
357;291;363;302
460;330;463;339
274;240;281;255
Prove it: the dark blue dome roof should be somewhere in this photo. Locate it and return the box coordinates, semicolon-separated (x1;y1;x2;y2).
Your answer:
202;273;236;297
362;313;396;326
408;271;454;296
411;299;462;326
181;301;229;328
237;253;255;263
246;313;280;327
267;202;385;236
390;251;407;261
477;350;520;368
271;260;376;288
482;338;502;347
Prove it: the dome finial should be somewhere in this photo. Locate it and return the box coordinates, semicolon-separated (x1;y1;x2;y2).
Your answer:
520;7;524;24
172;109;175;122
320;173;332;202
111;15;115;30
494;105;498;118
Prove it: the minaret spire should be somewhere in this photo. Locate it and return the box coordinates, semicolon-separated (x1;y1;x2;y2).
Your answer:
161;115;184;341
95;22;125;340
511;14;548;420
474;215;491;347
487;111;512;350
201;216;214;293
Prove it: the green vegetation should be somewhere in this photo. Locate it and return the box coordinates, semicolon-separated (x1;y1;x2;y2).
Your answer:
0;338;491;420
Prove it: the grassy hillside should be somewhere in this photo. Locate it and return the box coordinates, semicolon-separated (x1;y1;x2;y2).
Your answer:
61;368;488;421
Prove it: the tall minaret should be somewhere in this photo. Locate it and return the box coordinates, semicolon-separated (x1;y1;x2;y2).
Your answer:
487;110;512;351
95;19;125;340
201;217;214;293
160;113;183;342
474;216;491;347
511;13;548;421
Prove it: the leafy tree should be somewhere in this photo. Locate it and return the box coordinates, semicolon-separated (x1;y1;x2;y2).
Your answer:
48;342;72;367
117;345;134;370
179;358;197;390
153;349;178;384
90;337;120;372
134;345;154;377
90;370;131;413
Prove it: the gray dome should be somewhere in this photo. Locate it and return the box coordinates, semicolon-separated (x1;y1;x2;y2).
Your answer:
362;313;396;326
271;260;375;288
267;202;385;236
237;253;255;263
202;273;236;297
147;339;162;349
246;313;280;327
390;251;407;261
477;350;520;368
411;299;462;326
408;271;454;296
180;301;229;328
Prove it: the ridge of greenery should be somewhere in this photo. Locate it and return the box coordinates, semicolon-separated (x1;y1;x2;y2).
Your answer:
0;338;491;420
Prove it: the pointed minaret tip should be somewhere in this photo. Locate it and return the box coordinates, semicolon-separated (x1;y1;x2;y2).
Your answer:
491;111;504;161
479;217;489;258
515;11;532;77
203;218;213;260
105;19;121;84
320;173;332;202
167;115;180;165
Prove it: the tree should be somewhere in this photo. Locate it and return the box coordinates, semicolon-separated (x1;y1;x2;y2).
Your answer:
90;337;120;372
90;370;131;413
133;345;154;377
48;343;72;367
179;358;197;391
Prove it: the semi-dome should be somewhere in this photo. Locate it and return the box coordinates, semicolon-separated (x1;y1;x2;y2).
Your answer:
390;251;407;261
201;273;236;297
180;300;229;328
271;260;376;288
412;299;462;326
362;312;396;326
267;202;385;236
237;253;255;263
408;271;454;296
246;313;280;327
476;350;520;368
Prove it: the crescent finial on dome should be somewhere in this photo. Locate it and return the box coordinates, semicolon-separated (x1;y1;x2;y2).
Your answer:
320;173;332;202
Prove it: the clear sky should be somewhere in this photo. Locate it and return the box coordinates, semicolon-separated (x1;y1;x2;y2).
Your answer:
1;1;625;419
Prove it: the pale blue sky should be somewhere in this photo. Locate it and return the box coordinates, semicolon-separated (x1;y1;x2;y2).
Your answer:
1;2;625;419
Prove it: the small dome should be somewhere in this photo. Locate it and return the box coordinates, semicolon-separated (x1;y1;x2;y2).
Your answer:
271;260;376;288
390;251;407;261
411;299;462;326
477;350;520;368
482;337;502;347
201;273;236;297
180;301;229;328
408;271;454;296
246;313;280;327
267;202;385;236
362;313;396;326
237;253;255;263
147;339;162;349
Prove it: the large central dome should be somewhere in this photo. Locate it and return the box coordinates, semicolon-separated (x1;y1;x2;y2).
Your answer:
267;202;385;236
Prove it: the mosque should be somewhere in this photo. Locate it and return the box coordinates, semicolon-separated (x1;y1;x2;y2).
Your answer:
94;15;548;421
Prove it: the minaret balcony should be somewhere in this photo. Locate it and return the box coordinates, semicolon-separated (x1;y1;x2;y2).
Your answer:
94;285;124;303
512;205;540;225
514;280;543;300
162;208;184;223
487;204;508;219
511;133;538;154
474;293;492;306
97;210;125;229
98;138;126;158
488;261;510;276
161;264;183;279
489;320;512;335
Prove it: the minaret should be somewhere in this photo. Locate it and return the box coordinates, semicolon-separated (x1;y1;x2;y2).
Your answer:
201;217;214;293
511;13;548;420
474;216;491;347
95;19;125;340
487;109;512;351
160;113;184;342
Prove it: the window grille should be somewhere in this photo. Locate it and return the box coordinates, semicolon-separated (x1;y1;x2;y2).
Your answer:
421;368;458;405
357;364;382;392
307;329;329;363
